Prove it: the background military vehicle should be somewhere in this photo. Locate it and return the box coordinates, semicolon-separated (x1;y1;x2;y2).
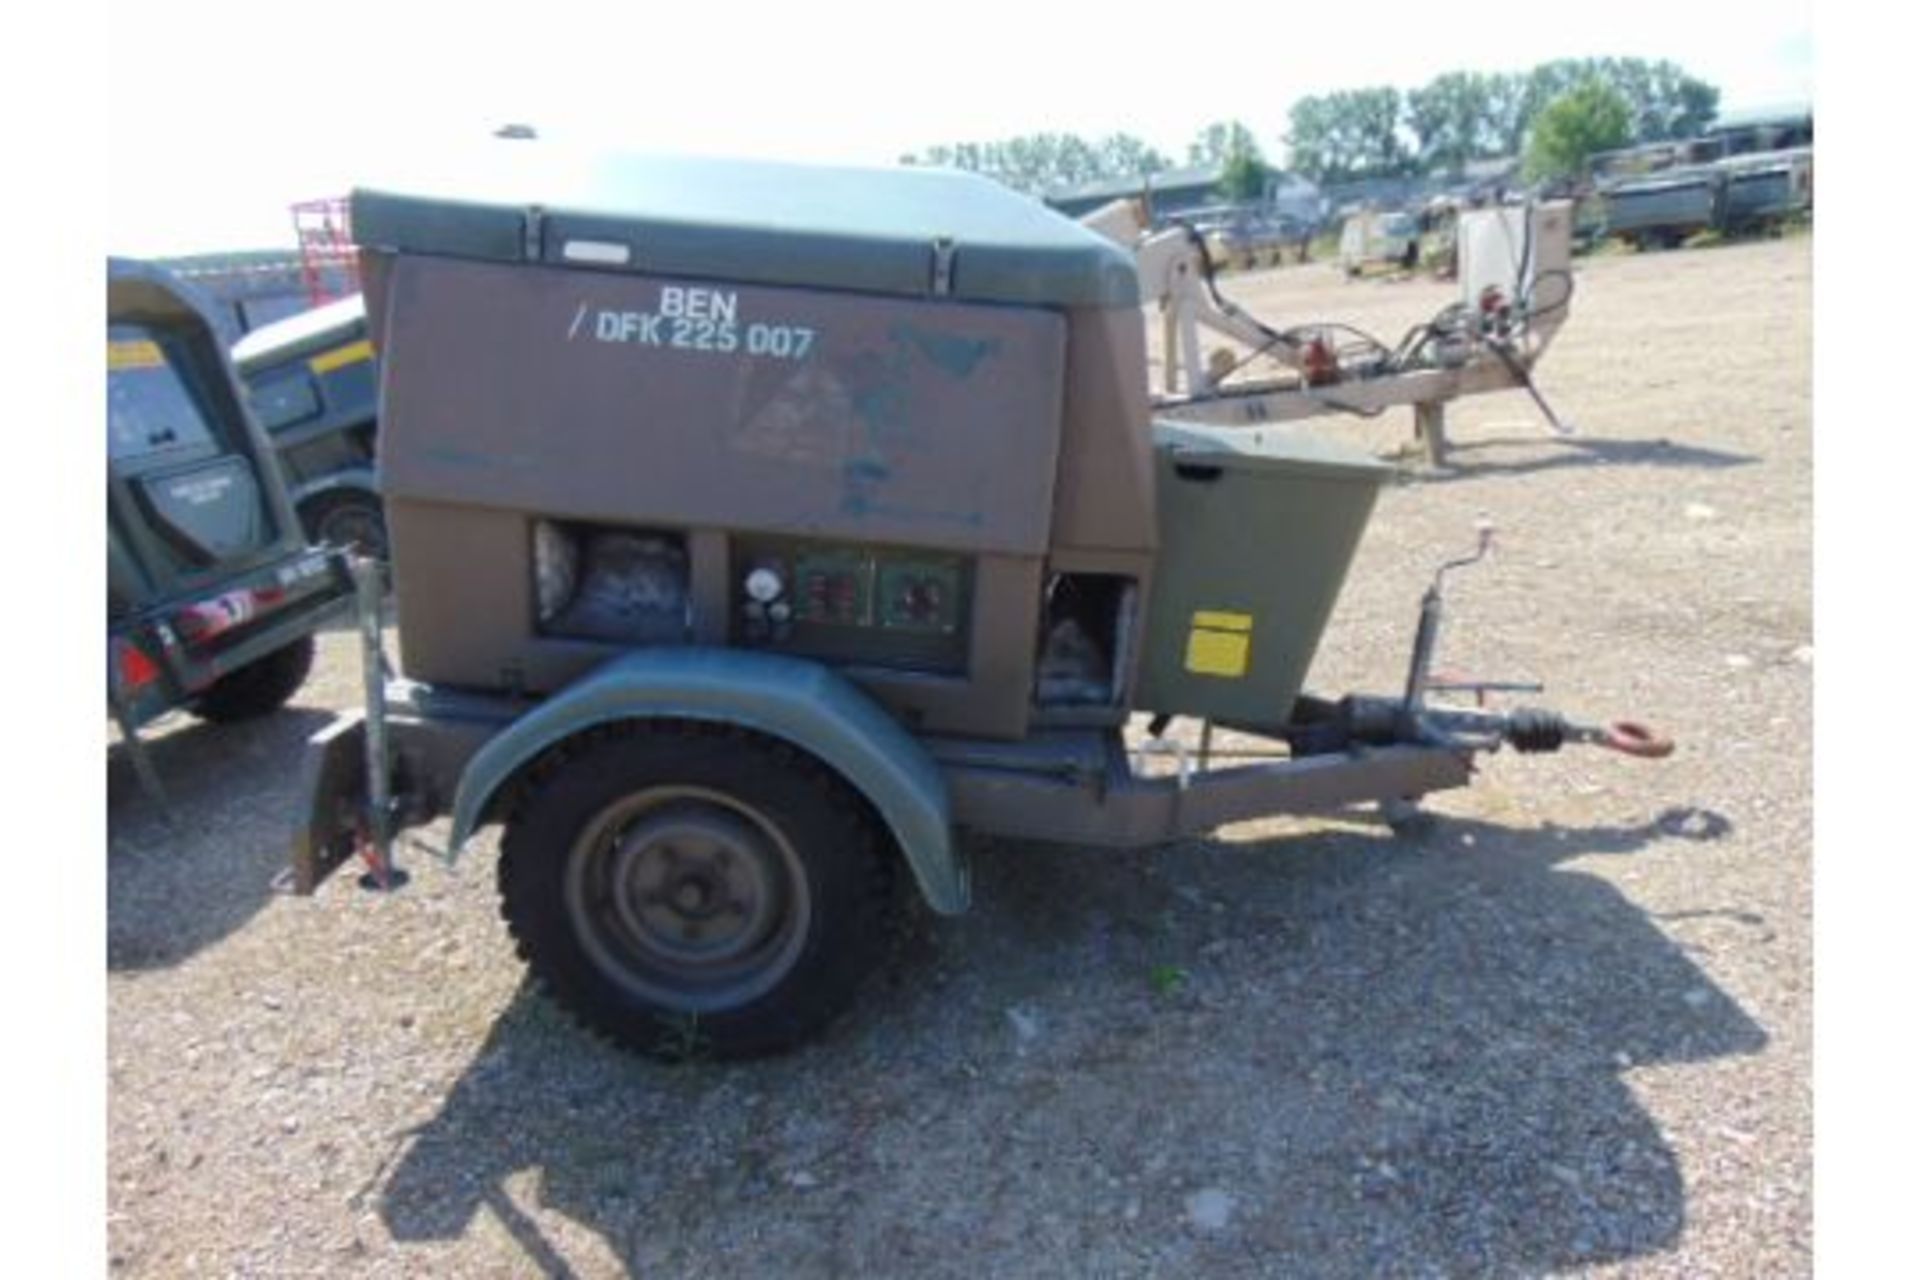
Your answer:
293;149;1668;1060
108;259;353;789
1338;208;1422;276
232;294;386;560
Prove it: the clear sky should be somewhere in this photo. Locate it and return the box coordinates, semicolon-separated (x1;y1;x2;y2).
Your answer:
106;0;1812;257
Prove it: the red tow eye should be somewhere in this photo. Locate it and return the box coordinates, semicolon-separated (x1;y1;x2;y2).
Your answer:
1603;721;1674;759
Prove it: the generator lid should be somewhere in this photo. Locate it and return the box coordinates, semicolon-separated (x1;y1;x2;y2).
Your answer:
351;146;1139;309
231;293;367;375
1153;421;1393;484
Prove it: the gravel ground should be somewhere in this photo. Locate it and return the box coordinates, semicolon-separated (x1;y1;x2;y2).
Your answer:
107;235;1811;1277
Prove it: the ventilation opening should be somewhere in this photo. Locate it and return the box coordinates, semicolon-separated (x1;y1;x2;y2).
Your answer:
1034;573;1136;706
533;520;691;644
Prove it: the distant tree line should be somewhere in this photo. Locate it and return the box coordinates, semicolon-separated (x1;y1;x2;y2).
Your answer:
900;133;1175;197
1289;58;1718;184
903;56;1718;197
900;122;1271;199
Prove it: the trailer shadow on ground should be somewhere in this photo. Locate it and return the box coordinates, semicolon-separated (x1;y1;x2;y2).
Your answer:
377;805;1762;1277
1402;433;1757;484
107;704;334;971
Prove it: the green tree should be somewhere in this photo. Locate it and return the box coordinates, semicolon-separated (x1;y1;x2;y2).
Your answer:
1525;79;1634;181
1285;87;1411;182
1519;57;1717;148
1187;121;1262;168
1406;71;1496;175
1629;59;1720;141
1097;134;1173;181
1484;72;1533;157
1218;150;1267;201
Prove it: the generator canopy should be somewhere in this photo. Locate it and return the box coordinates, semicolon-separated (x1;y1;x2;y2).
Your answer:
351;147;1140;309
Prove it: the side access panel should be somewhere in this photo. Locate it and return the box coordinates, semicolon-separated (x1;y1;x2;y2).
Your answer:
377;256;1066;555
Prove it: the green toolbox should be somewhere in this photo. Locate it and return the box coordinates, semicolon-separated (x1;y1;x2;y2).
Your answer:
1136;422;1391;726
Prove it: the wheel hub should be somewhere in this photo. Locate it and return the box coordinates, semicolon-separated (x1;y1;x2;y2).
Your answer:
564;788;811;1012
608;810;778;965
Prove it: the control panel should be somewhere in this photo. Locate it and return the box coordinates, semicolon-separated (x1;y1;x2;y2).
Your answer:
733;538;970;673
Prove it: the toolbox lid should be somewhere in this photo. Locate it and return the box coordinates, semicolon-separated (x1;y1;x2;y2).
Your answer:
351;146;1140;309
1153;421;1393;484
231;293;367;375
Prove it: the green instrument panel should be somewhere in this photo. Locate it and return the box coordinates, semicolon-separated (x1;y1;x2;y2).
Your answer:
793;549;874;626
736;539;970;672
877;560;962;633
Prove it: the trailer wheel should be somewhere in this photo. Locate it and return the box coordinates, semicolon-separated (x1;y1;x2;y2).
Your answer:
191;635;316;723
498;724;896;1059
299;490;389;562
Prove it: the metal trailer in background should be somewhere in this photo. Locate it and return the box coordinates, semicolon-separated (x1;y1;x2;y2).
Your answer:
232;295;386;560
1592;143;1812;248
1181;205;1308;272
1081;196;1578;465
1598;166;1727;249
1336;210;1421;277
291;149;1669;1063
108;259;355;800
1718;147;1813;233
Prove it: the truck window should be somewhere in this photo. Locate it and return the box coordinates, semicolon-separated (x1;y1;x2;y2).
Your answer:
248;370;322;432
107;325;217;462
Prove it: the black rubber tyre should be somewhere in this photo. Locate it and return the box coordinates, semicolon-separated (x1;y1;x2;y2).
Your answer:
191;635;316;723
498;723;897;1060
299;490;389;561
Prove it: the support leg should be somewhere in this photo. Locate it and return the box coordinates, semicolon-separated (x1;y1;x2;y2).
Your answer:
1414;401;1449;468
1162;307;1180;396
110;698;168;808
1379;796;1435;836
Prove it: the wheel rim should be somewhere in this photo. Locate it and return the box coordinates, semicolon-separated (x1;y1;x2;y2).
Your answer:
563;786;811;1012
314;500;388;561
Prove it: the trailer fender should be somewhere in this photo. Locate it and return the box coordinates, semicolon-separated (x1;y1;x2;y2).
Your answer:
289;467;379;507
445;648;967;914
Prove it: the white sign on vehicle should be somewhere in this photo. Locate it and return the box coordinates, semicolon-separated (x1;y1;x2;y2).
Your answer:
568;285;816;361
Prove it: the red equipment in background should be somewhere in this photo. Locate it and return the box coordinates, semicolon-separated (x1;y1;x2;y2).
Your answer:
291;197;360;306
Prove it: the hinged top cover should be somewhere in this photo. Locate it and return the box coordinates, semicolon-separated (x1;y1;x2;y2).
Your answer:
1153;421;1393;484
352;147;1139;310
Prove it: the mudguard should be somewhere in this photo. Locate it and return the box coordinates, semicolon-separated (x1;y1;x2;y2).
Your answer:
290;467;379;507
445;648;967;914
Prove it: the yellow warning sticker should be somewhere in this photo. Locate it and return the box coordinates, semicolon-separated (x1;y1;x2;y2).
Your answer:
1191;610;1252;634
107;339;164;371
1185;610;1254;678
308;338;374;376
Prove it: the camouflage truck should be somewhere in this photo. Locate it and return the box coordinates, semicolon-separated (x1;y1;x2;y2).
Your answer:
293;150;1669;1060
232;294;386;559
108;259;353;788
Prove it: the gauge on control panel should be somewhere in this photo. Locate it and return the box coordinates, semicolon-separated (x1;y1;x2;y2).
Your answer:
793;549;873;626
878;560;963;633
745;567;784;603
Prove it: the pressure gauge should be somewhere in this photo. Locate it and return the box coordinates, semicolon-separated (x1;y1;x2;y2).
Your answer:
745;567;784;604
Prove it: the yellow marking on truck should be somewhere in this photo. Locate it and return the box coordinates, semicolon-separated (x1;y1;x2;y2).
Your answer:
1186;610;1253;678
108;339;164;371
308;339;374;376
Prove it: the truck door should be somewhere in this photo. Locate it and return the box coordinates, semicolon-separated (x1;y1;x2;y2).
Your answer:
108;323;281;594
